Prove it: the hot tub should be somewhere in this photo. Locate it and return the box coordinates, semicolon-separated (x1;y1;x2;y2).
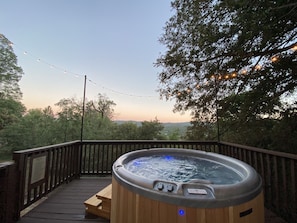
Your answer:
111;148;264;223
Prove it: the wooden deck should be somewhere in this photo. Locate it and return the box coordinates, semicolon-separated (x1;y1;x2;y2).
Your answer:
18;177;287;223
18;177;111;223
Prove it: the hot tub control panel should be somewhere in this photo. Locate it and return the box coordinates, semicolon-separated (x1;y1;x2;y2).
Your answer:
154;181;177;193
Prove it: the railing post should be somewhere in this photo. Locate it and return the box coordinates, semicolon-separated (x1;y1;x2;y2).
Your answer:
12;152;26;218
0;162;18;223
217;141;222;154
78;141;83;177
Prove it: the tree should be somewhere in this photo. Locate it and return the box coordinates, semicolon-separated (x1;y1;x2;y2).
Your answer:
90;93;116;119
156;0;297;121
167;128;181;140
113;122;139;140
83;94;116;139
0;98;25;131
0;34;26;153
0;108;57;151
55;95;116;140
270;103;297;153
1;93;117;152
186;121;216;140
138;118;164;140
55;98;82;141
0;34;25;134
0;34;23;100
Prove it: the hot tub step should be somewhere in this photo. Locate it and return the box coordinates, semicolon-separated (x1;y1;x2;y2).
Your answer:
84;184;112;219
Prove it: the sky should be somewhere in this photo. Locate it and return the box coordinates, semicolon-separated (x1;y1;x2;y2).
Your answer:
0;0;192;123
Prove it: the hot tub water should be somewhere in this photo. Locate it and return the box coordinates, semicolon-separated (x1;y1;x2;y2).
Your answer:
125;155;243;185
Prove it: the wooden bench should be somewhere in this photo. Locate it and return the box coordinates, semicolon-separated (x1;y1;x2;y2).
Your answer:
84;184;112;219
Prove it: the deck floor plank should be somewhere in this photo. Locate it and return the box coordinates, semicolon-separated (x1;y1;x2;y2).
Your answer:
18;177;111;223
18;177;287;223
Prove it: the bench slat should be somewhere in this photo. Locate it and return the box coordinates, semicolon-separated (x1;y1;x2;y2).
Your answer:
84;183;112;220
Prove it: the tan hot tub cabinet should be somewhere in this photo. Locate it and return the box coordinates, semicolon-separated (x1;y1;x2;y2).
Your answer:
110;148;265;223
110;177;264;223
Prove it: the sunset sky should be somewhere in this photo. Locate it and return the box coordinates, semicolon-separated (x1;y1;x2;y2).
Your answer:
0;0;192;122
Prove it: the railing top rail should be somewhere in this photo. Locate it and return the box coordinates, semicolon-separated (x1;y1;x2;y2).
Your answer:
81;140;218;144
220;141;297;160
13;140;80;155
12;139;297;159
0;161;15;169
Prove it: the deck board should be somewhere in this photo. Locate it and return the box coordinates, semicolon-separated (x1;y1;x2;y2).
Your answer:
18;177;111;223
18;176;287;223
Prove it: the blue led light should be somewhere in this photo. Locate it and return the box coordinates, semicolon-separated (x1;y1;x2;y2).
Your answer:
133;161;141;166
164;155;174;161
178;209;185;216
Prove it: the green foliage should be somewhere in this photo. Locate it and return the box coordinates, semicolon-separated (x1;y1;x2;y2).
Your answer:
157;0;297;153
0;34;23;100
0;152;12;162
55;97;83;141
166;128;181;140
156;0;297;120
0;98;25;131
54;94;117;140
91;93;116;119
138;118;165;140
186;121;217;140
270;104;297;153
0;108;58;151
162;122;189;139
82;94;117;140
0;96;175;152
221;118;276;148
112;122;139;140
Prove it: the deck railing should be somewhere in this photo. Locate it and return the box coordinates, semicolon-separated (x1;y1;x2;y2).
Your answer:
219;141;297;222
80;140;218;174
4;140;297;222
12;141;81;213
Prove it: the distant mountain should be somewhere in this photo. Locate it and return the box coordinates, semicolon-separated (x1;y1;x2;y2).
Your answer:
162;122;191;127
114;120;190;126
114;120;142;126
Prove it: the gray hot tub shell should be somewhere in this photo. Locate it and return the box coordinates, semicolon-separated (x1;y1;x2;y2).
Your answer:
112;148;262;208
